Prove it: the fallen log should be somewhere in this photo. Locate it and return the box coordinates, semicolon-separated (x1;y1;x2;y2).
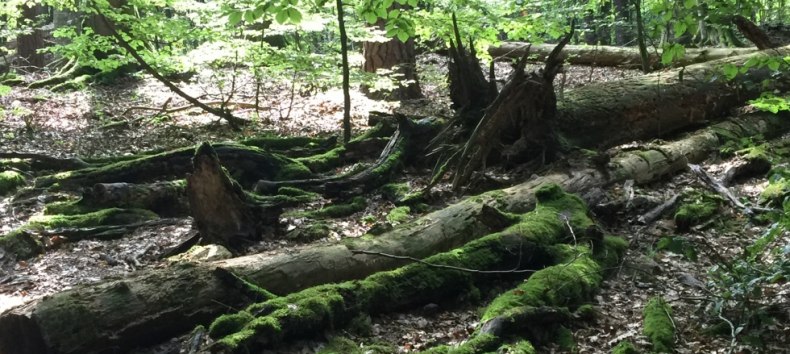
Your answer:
488;42;758;68
556;45;790;149
2;112;786;354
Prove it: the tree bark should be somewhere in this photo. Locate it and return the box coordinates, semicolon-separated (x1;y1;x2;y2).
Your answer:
186;143;274;250
556;45;790;149
361;6;422;100
2;111;787;354
488;42;759;68
16;4;48;70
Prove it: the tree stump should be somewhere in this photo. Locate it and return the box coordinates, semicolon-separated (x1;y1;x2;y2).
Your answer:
186;143;273;251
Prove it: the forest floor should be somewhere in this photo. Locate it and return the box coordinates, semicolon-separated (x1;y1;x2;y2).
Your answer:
0;55;788;354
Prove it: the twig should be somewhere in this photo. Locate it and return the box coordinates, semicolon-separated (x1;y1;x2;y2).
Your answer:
350;249;541;274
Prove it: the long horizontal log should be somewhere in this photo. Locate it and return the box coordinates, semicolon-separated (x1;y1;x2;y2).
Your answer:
556;45;790;149
489;42;758;68
2;111;786;354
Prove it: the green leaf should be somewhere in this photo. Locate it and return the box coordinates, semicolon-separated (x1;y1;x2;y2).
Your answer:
407;0;417;7
275;9;288;23
684;0;695;8
228;11;243;26
388;9;399;19
767;59;781;71
723;63;739;80
365;12;378;24
244;10;256;23
673;22;687;37
0;84;10;97
288;8;302;23
396;31;409;43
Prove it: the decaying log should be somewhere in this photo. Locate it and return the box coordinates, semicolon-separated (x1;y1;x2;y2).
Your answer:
2;112;787;354
33;143;313;189
187;143;276;250
489;42;759;68
556;45;790;149
84;181;188;217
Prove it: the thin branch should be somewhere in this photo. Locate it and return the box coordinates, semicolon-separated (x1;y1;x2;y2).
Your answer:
92;6;247;129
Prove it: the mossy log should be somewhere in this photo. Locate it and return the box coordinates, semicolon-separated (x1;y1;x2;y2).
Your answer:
488;42;758;68
1;113;787;354
643;296;675;352
33;143;312;189
202;186;621;353
255;116;435;197
556;45;790;149
45;180;189;217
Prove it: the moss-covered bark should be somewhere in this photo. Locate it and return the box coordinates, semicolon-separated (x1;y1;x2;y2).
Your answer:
643;297;674;353
206;185;611;352
34;143;312;189
0;170;26;195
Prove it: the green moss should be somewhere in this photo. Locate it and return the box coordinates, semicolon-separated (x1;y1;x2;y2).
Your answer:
209;312;255;338
0;170;26;195
0;229;43;259
274;160;313;180
759;178;788;206
594;236;629;270
481;247;602;322
302;197;367;219
286;222;330;242
277;186;316;198
674;190;721;231
611;341;639;354
29;208;158;229
380;182;409;201
643;297;674;353
496;341;536;354
211;185;596;350
44;199;97;215
386;206;411;224
556;325;575;352
296;146;347;173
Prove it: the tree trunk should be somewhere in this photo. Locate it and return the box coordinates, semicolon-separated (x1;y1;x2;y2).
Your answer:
557;45;790;149
361;6;422;100
16;4;48;70
488;42;759;68
2;111;787;354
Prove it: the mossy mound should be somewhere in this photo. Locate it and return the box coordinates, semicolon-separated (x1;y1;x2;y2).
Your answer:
29;208;158;229
611;340;639;354
0;170;26;195
286;222;330;242
674;190;722;231
643;296;674;353
386;206;411;224
0;230;43;260
759;177;788;206
300;197;367;219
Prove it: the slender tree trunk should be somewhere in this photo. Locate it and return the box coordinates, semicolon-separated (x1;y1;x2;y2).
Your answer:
613;0;633;45
633;0;650;73
336;0;352;144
